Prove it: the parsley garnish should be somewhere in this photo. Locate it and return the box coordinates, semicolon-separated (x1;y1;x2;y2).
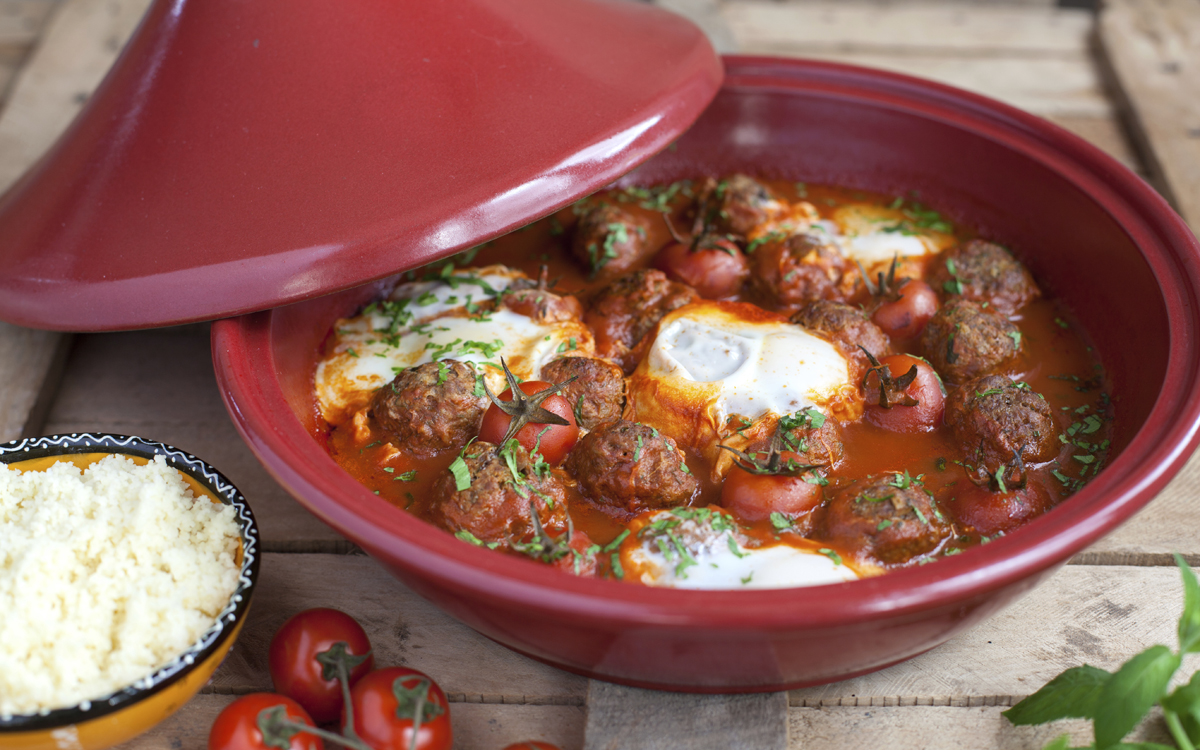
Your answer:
448;454;471;491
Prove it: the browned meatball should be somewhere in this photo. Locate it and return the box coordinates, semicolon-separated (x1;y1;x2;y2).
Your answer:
750;232;851;313
565;419;699;517
920;299;1021;383
571;204;653;279
585;269;699;374
371;361;486;457
929;240;1041;315
703;174;787;237
945;375;1059;487
428;440;568;545
540;356;626;430
817;474;953;566
792;300;891;383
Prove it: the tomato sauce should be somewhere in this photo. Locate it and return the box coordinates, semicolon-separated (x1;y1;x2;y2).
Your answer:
319;180;1112;574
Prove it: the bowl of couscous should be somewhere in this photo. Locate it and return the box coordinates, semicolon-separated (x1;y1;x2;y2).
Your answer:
0;433;259;750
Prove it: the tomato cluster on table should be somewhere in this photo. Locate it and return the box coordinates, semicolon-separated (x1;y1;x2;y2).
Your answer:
208;608;560;750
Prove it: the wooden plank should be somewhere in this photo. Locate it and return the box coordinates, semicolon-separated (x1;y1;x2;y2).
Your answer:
0;322;69;440
789;565;1198;706
42;326;350;550
1097;0;1200;232
721;1;1093;56
1074;445;1200;565
584;682;788;750
0;0;148;188
0;1;58;47
202;553;588;703
786;705;1172;750
123;695;586;750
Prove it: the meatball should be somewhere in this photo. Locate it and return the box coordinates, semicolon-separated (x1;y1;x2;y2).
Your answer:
703;174;787;237
750;232;852;313
817;474;952;566
565;419;699;516
585;269;699;374
920;299;1021;383
540;356;627;430
945;375;1058;487
571;204;653;279
792;300;891;383
428;440;568;545
929;240;1040;315
371;361;486;457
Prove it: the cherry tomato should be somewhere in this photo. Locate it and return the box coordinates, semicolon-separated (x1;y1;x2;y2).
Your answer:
945;480;1052;536
654;238;749;299
863;354;945;433
871;279;938;340
478;381;579;464
209;693;323;750
721;458;825;524
268;608;374;724
342;667;452;750
501;743;563;750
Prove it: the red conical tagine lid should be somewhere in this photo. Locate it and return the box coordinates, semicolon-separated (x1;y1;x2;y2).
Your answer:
0;0;722;330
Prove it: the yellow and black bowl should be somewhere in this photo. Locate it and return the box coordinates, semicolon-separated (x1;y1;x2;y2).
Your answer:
0;433;260;750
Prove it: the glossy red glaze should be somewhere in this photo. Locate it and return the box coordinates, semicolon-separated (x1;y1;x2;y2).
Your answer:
0;0;720;331
212;57;1200;691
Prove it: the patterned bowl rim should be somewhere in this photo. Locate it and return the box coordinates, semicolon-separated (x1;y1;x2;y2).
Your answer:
0;433;260;731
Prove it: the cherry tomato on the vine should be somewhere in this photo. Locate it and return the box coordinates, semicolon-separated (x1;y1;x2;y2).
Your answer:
478;381;579;464
863;354;945;433
870;279;939;341
653;238;749;299
720;452;825;524
342;667;452;750
208;693;323;750
268;607;374;724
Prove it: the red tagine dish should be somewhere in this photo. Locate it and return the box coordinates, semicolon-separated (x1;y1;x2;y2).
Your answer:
214;57;1200;691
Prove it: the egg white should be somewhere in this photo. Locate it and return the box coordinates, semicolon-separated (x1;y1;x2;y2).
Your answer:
315;268;593;425
622;509;858;589
627;301;859;473
827;204;955;269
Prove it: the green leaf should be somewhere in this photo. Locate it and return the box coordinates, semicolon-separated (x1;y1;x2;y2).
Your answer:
1163;671;1200;746
1107;744;1178;750
1094;645;1180;749
1041;733;1071;750
1004;665;1111;725
448;454;471;491
1176;553;1200;654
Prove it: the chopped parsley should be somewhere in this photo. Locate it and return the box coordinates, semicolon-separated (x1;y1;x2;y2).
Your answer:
448;454;472;491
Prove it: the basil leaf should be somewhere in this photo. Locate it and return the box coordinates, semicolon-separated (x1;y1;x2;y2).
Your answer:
1176;553;1200;654
1094;645;1180;749
1004;665;1111;725
1105;744;1178;750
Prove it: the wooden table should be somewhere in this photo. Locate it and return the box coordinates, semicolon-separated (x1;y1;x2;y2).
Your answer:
2;1;1198;747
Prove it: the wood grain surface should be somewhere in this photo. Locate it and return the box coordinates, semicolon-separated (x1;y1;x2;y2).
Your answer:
1098;0;1200;232
2;0;1197;749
